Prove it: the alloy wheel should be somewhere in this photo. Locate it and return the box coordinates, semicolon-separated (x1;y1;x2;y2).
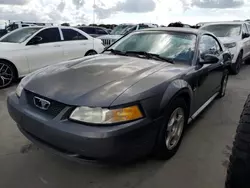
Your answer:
165;107;185;150
0;63;13;88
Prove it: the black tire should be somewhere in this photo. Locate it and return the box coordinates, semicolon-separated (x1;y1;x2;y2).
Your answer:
245;58;250;65
218;70;229;98
154;98;187;160
0;61;16;89
230;52;243;75
225;95;250;188
85;50;97;56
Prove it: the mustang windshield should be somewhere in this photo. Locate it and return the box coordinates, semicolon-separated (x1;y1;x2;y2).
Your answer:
108;31;196;63
201;24;241;37
0;27;41;43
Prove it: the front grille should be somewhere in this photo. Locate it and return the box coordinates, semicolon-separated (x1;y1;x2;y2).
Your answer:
25;90;67;117
101;39;111;46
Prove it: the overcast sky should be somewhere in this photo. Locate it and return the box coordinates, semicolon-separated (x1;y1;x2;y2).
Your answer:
0;0;249;28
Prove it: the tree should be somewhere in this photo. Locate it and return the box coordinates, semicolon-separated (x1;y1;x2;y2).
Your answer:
61;23;70;26
168;22;184;27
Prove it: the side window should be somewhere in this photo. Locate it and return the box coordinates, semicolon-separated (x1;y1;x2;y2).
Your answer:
62;29;87;41
27;28;61;45
199;35;222;58
96;28;107;34
243;24;249;33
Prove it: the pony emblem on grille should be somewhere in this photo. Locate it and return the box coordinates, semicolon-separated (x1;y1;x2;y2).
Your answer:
33;96;50;110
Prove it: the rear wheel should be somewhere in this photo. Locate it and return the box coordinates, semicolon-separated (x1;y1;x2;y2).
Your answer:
225;95;250;188
85;50;97;56
154;98;187;160
0;61;15;89
230;52;242;75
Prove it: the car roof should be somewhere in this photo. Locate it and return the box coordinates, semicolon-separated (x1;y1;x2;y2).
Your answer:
20;26;43;29
139;27;206;35
16;26;89;32
200;21;246;27
76;26;105;29
18;26;68;29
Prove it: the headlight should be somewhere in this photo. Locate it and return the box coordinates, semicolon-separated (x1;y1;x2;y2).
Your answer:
16;75;33;97
16;82;24;97
70;105;143;124
224;42;237;48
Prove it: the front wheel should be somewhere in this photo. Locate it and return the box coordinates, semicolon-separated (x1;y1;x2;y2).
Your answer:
154;98;187;160
0;61;15;89
230;53;242;75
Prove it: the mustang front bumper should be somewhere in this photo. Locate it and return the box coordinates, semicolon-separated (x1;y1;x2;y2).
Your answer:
7;92;163;163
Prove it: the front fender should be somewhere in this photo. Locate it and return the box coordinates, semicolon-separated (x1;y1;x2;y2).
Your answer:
0;51;29;77
159;79;193;114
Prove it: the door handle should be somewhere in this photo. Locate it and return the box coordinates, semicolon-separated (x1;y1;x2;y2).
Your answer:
54;44;61;47
80;43;86;46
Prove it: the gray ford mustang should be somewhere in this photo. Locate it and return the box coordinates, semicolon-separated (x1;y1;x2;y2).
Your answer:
7;27;231;163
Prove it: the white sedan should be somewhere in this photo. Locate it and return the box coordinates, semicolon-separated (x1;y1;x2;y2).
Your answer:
0;26;105;88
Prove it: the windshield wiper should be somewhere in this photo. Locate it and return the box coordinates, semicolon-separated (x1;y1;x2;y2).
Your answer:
125;51;174;64
105;49;127;56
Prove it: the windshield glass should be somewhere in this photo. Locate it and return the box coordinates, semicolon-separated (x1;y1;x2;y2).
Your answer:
108;31;196;63
0;27;41;43
201;24;241;37
110;25;134;35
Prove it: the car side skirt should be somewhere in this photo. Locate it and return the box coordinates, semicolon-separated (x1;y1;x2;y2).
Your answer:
188;92;219;124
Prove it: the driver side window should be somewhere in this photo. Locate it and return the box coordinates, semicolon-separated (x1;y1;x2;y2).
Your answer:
199;35;222;60
27;28;61;45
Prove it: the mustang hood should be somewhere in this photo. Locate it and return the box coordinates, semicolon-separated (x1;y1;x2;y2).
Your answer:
25;54;170;107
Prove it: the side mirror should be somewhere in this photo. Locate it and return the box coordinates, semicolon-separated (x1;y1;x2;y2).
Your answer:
29;36;42;45
200;54;219;64
242;33;250;39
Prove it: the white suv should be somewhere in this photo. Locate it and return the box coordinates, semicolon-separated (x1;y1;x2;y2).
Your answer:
98;23;158;47
0;26;104;88
200;21;250;74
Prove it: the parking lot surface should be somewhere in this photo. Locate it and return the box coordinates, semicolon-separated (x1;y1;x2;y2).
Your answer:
1;66;250;188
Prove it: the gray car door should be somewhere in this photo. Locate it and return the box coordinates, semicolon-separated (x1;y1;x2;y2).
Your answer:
194;34;224;111
243;23;250;59
242;23;250;60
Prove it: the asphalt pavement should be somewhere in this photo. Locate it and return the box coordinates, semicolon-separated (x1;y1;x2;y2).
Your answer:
1;65;250;188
